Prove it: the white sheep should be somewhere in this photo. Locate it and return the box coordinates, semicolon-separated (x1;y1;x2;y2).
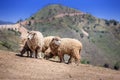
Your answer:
27;31;44;58
49;37;82;64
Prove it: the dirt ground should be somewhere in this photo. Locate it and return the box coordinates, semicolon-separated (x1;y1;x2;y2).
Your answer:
0;50;120;80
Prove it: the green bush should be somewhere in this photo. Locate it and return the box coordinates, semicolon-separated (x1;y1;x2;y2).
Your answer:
0;30;20;52
81;59;90;64
103;63;109;68
80;33;84;38
91;39;95;43
114;62;120;70
1;41;12;50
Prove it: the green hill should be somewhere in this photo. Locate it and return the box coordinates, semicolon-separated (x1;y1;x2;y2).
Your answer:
24;4;120;69
0;29;20;52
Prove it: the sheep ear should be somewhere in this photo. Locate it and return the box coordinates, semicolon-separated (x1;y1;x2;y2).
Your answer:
52;38;55;41
33;33;36;35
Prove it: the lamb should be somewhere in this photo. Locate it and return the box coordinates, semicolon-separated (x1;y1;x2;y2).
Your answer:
27;31;44;58
49;37;82;64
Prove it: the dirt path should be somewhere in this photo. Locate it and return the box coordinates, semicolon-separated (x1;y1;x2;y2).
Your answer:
54;12;84;18
0;50;120;80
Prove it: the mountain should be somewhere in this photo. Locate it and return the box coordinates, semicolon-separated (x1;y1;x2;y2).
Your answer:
23;4;120;69
0;20;14;25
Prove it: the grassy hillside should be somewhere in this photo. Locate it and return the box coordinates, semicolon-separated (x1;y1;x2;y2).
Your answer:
0;29;20;52
30;4;80;20
24;4;120;69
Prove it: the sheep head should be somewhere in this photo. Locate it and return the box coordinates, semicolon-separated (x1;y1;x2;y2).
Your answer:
27;31;36;40
44;48;54;59
50;37;61;49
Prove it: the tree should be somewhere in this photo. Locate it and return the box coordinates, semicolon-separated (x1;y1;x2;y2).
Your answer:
31;17;34;20
16;19;23;23
109;19;118;26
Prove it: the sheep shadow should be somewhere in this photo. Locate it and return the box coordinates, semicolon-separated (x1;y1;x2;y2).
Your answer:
48;59;68;64
48;59;60;63
15;53;32;58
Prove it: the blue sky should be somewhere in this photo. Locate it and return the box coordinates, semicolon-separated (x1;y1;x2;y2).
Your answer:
0;0;120;23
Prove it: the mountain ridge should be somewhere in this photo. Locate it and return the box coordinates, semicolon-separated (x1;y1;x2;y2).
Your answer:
0;20;14;25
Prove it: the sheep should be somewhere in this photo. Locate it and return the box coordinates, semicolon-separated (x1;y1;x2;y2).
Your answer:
20;36;59;58
20;36;54;58
49;37;82;64
27;31;44;58
43;36;61;59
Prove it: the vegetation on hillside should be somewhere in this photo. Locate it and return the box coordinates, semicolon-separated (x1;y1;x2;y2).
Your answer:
0;29;20;52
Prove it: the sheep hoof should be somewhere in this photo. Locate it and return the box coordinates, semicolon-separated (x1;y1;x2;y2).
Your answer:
38;57;43;59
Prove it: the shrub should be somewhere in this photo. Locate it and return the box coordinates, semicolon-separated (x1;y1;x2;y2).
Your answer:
81;59;90;64
91;39;95;43
103;63;109;68
80;33;84;38
105;19;110;26
114;62;120;70
109;19;118;26
28;21;31;26
0;30;20;52
31;17;34;20
87;36;90;39
101;31;105;33
99;35;102;38
1;41;12;50
76;30;79;32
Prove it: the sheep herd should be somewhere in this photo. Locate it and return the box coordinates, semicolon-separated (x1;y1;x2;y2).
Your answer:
20;30;82;64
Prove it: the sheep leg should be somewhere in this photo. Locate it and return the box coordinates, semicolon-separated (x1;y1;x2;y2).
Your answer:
20;48;26;57
35;50;38;58
27;51;29;57
30;50;33;58
35;51;42;59
74;50;81;65
67;55;72;64
38;52;42;59
58;52;64;63
59;56;64;63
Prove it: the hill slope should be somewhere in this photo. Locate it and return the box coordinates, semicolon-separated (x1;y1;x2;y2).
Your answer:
0;29;20;51
24;4;120;68
0;50;120;80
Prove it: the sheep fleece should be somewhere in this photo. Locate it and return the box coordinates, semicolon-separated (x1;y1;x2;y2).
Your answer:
42;36;55;53
50;38;82;62
27;31;44;52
